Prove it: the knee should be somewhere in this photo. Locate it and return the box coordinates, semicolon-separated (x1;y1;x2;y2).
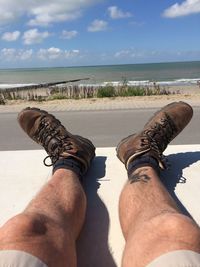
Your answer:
122;213;200;267
153;212;199;232
1;212;48;238
149;212;200;245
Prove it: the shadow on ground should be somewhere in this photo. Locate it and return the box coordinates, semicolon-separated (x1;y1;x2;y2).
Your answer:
161;151;200;218
76;156;117;267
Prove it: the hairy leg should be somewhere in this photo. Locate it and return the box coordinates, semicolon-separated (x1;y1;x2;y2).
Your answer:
119;167;200;267
0;169;86;267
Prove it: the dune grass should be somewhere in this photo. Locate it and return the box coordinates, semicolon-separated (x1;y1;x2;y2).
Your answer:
0;82;178;104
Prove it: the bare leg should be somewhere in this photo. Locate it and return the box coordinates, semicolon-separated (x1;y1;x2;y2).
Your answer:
0;169;86;267
119;166;200;267
0;107;95;266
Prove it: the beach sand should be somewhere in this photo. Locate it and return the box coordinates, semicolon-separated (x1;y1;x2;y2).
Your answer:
0;85;200;113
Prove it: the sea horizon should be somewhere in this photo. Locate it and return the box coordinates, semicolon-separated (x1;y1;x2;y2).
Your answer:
1;59;200;70
0;60;200;89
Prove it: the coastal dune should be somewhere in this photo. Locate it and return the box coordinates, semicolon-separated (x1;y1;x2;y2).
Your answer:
0;84;200;114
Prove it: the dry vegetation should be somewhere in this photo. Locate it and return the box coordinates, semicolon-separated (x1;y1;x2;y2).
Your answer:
0;82;180;105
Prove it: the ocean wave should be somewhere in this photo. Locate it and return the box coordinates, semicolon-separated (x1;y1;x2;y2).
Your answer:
81;78;200;87
158;78;200;86
0;83;36;89
0;78;200;89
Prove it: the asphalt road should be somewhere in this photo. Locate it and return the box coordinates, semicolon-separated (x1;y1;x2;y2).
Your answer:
0;107;199;151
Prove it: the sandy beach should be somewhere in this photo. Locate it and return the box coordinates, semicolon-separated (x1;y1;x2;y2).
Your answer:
0;85;200;113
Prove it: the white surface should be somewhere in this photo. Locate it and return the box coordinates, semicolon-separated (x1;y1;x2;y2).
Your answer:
0;145;200;267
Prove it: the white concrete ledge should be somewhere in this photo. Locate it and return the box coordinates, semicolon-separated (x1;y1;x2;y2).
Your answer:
0;145;200;266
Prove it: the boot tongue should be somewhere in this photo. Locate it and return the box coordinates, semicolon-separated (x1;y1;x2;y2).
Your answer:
143;113;177;153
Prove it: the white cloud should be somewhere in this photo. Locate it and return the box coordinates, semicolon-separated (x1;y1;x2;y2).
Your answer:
108;6;132;19
37;47;62;59
1;48;33;61
88;19;108;32
113;48;200;63
18;49;33;60
37;47;80;60
2;31;20;41
1;48;16;60
0;0;102;27
64;49;80;58
28;6;81;27
114;48;152;59
46;47;61;59
163;0;200;18
0;4;21;25
114;50;132;58
23;29;50;45
61;30;78;39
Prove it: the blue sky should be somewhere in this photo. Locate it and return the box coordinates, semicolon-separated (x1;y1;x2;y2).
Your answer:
0;0;200;68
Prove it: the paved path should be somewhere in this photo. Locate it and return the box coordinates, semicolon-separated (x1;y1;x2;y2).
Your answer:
0;95;200;113
0;107;199;150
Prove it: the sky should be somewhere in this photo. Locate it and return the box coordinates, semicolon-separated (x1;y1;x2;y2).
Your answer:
0;0;200;68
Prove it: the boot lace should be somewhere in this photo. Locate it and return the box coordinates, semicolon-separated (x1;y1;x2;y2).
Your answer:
140;113;177;165
33;116;73;166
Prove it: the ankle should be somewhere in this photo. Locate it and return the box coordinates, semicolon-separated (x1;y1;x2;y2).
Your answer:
127;156;160;182
53;168;79;179
53;157;83;180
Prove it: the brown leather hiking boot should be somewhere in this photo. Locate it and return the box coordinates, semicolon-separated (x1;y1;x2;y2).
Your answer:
18;107;95;175
116;102;193;170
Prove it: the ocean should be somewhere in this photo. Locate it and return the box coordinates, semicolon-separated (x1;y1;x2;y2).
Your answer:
0;61;200;89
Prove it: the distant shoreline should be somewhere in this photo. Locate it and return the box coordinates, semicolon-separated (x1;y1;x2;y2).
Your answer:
0;61;200;87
